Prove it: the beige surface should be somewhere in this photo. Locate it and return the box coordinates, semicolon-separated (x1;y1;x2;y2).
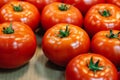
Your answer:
0;34;65;80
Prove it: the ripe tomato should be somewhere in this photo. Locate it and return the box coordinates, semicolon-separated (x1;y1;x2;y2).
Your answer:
84;4;120;37
24;0;62;12
118;71;120;80
65;53;118;80
41;2;83;31
0;1;40;31
63;0;105;15
106;0;120;7
42;23;90;66
0;22;37;69
0;0;21;8
91;30;120;67
118;67;120;80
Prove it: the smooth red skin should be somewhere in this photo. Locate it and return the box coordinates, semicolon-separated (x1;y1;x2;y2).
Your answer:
91;30;120;67
118;71;120;80
42;23;90;66
0;0;21;8
84;4;120;37
0;22;37;69
24;0;62;12
41;2;83;31
66;53;118;80
0;1;40;31
63;0;105;15
106;0;120;7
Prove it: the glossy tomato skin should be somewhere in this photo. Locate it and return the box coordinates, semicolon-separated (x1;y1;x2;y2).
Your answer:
0;0;21;8
41;2;83;31
106;0;120;7
118;71;120;80
91;30;120;67
66;53;118;80
84;4;120;37
118;72;120;80
63;0;105;15
42;23;90;66
0;22;37;69
0;1;40;31
24;0;62;12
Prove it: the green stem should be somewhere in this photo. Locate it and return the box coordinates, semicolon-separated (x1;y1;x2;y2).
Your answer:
106;30;120;40
12;4;23;12
58;25;70;38
2;23;14;34
58;4;69;11
98;9;111;17
88;57;104;73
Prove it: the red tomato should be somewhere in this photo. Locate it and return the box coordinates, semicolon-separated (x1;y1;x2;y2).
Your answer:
0;0;21;8
42;23;90;66
118;71;120;80
41;2;83;31
84;3;120;37
0;22;37;69
24;0;62;12
66;53;118;80
106;0;120;7
63;0;105;15
0;1;40;31
91;30;120;67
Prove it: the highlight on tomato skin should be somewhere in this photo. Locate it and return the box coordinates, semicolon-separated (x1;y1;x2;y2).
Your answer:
0;1;41;31
24;0;62;13
63;0;105;15
0;0;21;8
0;22;37;69
41;23;90;67
84;3;120;37
90;30;120;67
65;53;118;80
41;2;83;31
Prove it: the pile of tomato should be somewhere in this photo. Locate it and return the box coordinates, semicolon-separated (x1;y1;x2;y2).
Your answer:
0;0;120;80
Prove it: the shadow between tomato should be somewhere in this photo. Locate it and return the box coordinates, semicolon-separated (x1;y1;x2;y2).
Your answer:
34;54;65;80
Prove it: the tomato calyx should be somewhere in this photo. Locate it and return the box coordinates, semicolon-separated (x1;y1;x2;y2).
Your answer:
2;23;14;34
88;57;104;73
58;25;70;38
12;4;23;12
98;9;111;17
58;4;69;11
106;30;120;40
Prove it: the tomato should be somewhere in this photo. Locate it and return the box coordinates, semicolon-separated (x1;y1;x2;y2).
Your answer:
0;0;21;8
106;0;120;7
41;2;83;31
65;53;118;80
91;30;120;67
0;1;40;31
63;0;105;15
24;0;62;13
118;67;120;80
84;4;120;37
118;71;120;80
0;22;37;69
41;23;90;66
